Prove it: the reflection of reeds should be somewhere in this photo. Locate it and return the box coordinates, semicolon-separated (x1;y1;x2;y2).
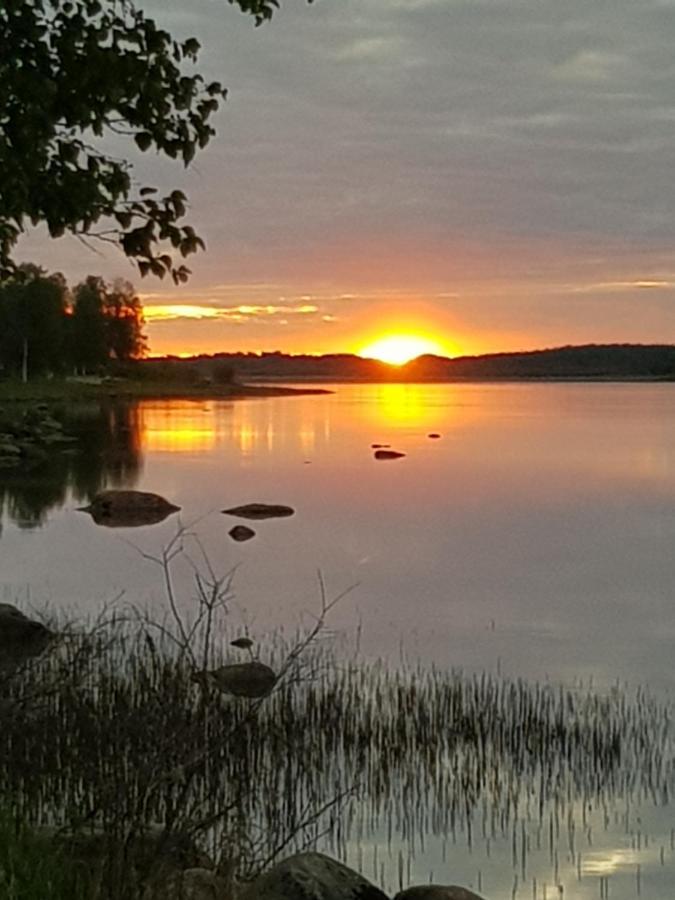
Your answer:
1;617;672;894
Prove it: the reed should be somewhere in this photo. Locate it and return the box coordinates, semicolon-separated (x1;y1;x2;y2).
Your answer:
1;616;672;898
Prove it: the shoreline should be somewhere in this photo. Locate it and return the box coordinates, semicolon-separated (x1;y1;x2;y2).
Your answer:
0;380;334;403
0;374;673;404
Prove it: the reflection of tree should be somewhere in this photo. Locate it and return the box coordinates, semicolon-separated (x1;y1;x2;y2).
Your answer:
0;402;143;530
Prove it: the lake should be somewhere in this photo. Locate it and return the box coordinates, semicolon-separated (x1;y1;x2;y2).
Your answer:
2;382;675;898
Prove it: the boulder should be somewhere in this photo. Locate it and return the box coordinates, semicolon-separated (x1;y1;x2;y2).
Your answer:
239;852;388;900
427;433;441;439
150;867;233;900
192;661;277;698
374;450;405;460
79;490;180;527
394;887;486;900
228;525;256;542
0;604;54;670
221;503;294;520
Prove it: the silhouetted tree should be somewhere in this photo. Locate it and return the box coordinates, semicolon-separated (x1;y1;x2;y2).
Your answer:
0;264;68;380
70;277;108;374
103;280;147;362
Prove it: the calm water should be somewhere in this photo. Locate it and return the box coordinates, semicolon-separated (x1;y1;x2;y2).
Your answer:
2;382;675;898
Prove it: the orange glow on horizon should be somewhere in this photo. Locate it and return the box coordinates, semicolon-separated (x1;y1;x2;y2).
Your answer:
358;334;451;366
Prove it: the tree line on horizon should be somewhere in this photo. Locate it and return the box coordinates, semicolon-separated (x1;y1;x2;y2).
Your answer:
0;264;146;381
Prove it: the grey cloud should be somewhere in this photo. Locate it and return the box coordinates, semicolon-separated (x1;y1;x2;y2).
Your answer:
16;0;675;347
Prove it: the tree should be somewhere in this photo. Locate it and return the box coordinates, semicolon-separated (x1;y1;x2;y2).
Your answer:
70;276;109;373
102;279;147;362
0;0;304;283
0;264;68;380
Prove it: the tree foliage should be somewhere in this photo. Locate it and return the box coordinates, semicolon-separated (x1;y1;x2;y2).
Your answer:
0;0;303;283
0;265;146;379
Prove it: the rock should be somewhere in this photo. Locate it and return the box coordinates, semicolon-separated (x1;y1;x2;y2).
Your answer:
0;604;54;670
228;525;256;542
230;637;255;651
239;851;388;900
427;433;441;439
153;867;232;900
192;661;277;698
394;887;486;900
221;503;295;520
374;449;405;460
79;490;180;527
371;443;391;449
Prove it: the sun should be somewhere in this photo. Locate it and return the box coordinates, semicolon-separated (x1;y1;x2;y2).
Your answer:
358;334;447;366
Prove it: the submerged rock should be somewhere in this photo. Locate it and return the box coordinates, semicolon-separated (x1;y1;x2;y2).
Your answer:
228;525;256;542
371;443;391;449
0;604;54;670
427;433;441;439
374;449;405;460
240;852;388;900
394;887;487;900
79;490;180;527
221;503;295;520
192;661;277;698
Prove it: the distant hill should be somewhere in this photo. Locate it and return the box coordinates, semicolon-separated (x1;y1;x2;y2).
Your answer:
143;344;675;382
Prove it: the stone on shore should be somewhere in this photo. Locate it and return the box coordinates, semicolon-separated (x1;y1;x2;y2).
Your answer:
394;886;487;900
79;490;180;527
0;604;54;670
152;867;233;900
239;851;389;900
221;503;295;520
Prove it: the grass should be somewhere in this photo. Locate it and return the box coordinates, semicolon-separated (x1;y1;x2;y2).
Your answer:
2;614;673;897
0;813;91;900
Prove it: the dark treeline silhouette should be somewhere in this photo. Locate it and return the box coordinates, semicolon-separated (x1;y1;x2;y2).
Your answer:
0;264;146;381
144;343;675;382
0;402;142;531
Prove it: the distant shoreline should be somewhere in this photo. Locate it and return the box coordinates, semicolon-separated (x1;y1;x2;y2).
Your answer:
249;374;675;384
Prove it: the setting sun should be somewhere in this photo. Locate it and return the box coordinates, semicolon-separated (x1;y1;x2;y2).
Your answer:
358;334;448;366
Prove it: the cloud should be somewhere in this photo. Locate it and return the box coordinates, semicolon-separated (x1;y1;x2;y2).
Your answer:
144;303;318;323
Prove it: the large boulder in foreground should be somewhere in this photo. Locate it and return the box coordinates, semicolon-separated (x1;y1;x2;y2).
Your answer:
374;450;405;460
0;604;54;670
239;852;388;900
394;887;486;900
79;490;180;527
192;661;277;698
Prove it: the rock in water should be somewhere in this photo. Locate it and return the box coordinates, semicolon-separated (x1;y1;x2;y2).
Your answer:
228;525;256;542
374;449;405;460
0;604;54;670
394;887;487;900
192;661;277;698
428;433;441;439
239;852;389;900
79;490;180;527
221;503;295;520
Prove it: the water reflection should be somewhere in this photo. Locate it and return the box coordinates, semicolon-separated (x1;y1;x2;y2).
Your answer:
0;402;143;530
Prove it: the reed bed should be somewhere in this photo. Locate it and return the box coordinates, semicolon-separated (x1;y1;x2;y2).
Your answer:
1;612;673;896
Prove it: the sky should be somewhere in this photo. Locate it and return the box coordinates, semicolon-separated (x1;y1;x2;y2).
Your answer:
17;0;675;357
